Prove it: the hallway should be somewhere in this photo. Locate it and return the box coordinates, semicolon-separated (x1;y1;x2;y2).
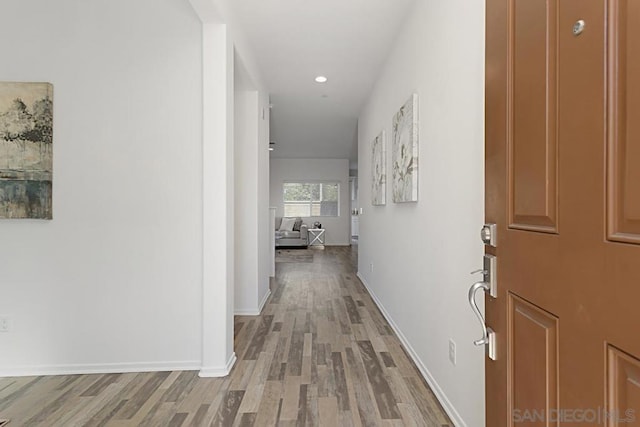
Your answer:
0;247;451;426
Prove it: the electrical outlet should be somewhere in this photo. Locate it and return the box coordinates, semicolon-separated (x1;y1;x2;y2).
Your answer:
449;339;456;366
369;263;374;273
0;317;11;333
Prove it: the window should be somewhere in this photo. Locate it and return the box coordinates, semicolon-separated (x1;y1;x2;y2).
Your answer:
283;182;340;217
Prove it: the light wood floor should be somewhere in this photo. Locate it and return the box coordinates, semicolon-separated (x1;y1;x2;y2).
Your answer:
0;246;452;426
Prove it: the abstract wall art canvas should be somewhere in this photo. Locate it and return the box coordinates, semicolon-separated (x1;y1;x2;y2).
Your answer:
371;130;386;205
0;82;53;219
392;94;418;203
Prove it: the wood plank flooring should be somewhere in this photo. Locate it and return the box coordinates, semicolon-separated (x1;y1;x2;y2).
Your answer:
0;246;452;426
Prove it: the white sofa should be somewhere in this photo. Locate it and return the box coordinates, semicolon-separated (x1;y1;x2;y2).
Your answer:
275;217;308;248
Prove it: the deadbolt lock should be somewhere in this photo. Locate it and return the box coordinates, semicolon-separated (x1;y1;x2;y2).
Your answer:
481;223;497;247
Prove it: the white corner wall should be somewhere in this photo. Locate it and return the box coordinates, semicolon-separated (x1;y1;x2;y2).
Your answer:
191;0;271;376
197;18;236;377
269;158;350;246
0;0;204;374
357;1;485;426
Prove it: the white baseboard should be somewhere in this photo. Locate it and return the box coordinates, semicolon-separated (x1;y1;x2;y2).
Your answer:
0;360;202;378
0;353;238;379
199;352;236;378
235;289;271;316
357;272;465;427
234;309;260;315
258;288;272;312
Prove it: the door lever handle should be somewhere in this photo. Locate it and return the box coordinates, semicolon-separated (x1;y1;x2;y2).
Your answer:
470;269;487;275
468;281;497;360
468;281;490;345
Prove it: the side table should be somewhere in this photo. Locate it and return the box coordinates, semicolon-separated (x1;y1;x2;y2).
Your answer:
308;228;326;246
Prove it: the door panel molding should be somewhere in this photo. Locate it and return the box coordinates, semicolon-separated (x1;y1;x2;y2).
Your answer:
607;0;640;244
607;345;640;426
508;293;559;427
507;0;559;233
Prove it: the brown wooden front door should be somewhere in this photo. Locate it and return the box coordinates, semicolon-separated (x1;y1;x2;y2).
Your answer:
485;0;640;426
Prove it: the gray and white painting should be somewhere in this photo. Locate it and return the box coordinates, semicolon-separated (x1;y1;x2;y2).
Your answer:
392;94;418;203
0;82;53;219
371;130;386;205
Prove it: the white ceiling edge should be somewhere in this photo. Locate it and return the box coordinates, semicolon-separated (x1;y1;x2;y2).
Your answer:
222;0;419;162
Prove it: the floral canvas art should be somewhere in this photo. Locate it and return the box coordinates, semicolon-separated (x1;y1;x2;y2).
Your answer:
371;130;386;205
392;94;418;202
0;82;53;219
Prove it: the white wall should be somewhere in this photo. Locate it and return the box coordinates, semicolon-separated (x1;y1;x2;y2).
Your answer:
234;58;271;315
256;98;271;309
270;158;350;246
0;0;203;374
349;176;359;238
357;1;485;426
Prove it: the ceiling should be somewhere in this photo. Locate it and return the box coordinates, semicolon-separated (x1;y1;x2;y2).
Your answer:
226;0;417;164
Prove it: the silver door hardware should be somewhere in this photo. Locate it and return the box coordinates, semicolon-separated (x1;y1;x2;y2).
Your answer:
471;254;497;298
481;223;497;247
468;281;497;360
468;246;498;360
469;281;490;345
573;20;585;36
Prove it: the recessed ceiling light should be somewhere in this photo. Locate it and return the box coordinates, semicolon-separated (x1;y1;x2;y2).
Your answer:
315;76;328;83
